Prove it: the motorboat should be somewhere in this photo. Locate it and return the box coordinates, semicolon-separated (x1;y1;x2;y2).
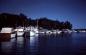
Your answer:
15;28;24;36
0;27;15;41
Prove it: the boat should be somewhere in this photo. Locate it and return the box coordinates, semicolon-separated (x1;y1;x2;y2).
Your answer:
29;19;39;36
30;30;35;36
15;27;24;36
0;27;15;41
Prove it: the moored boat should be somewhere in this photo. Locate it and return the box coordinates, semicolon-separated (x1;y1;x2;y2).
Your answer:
0;27;14;41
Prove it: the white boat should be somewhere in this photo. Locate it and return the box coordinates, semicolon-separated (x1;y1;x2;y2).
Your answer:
30;30;35;36
0;27;15;41
29;19;39;36
29;27;39;36
15;27;24;36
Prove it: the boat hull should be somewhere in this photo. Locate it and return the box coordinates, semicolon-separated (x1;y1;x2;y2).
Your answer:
0;33;11;42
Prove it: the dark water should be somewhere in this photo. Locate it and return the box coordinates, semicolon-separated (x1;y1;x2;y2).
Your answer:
0;33;86;55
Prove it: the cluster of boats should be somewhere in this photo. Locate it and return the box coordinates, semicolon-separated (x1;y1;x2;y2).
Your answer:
0;26;86;41
0;27;39;40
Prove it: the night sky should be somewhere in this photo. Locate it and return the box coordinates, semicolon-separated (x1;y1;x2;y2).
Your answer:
0;0;86;29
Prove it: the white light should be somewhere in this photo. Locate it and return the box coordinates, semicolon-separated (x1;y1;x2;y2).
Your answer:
57;31;62;34
30;31;35;36
18;29;24;31
14;29;18;31
34;29;39;33
80;31;86;32
46;31;52;34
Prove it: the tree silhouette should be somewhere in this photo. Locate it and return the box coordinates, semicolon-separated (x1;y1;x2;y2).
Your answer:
0;13;72;30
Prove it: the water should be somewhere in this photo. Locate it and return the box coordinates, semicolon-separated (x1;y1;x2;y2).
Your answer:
0;33;86;55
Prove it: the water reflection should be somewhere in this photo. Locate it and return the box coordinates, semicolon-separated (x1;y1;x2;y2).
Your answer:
30;35;39;55
0;33;86;55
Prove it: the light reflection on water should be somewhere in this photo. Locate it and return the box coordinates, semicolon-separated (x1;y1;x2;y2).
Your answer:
0;33;86;55
30;35;39;55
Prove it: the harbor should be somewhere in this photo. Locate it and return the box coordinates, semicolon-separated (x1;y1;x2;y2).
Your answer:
0;26;86;42
0;26;86;40
0;30;86;55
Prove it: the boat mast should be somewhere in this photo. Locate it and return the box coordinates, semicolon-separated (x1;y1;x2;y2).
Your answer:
37;19;38;29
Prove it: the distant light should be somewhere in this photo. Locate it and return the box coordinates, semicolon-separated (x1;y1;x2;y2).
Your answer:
57;31;62;34
80;30;86;32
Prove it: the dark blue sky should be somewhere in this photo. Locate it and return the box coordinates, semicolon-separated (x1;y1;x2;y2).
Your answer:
0;0;86;29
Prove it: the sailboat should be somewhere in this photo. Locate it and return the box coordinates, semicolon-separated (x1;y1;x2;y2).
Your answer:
30;19;39;36
14;27;24;36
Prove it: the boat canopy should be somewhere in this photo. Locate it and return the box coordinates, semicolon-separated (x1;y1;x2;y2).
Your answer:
0;27;13;33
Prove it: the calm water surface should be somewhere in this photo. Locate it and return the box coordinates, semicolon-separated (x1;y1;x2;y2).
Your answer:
0;33;86;55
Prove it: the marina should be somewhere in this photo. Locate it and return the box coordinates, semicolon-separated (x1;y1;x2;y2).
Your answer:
0;31;86;55
0;0;86;55
0;27;86;39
